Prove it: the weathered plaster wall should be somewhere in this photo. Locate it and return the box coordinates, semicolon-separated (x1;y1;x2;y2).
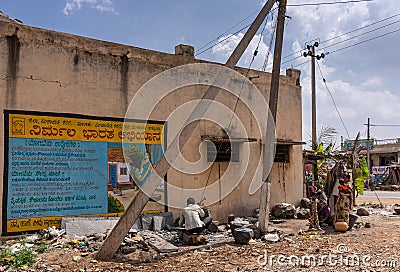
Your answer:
0;20;302;232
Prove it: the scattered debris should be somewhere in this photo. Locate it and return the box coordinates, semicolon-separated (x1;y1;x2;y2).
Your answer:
181;232;207;245
357;207;370;216
233;228;254;245
271;203;296;219
263;233;280;242
296;207;310;219
1;202;398;271
139;230;178;253
207;221;219;233
300;198;311;209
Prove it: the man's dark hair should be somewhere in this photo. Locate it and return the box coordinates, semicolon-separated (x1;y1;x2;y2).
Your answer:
344;174;351;179
187;197;195;205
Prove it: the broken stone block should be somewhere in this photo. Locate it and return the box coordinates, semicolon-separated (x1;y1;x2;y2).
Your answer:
93;233;106;241
217;225;227;232
230;218;250;232
182;233;207;245
271;203;296;219
296;207;310;219
153;216;165;231
300;198;311;209
124;236;144;245
247;224;261;239
120;245;136;254
141;215;153;230
139;230;178;253
207;221;219;233
357;207;370;216
132;218;142;230
233;228;254;245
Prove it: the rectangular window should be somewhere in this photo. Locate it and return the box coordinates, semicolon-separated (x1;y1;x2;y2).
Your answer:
379;155;396;166
120;167;128;175
274;144;290;163
207;141;239;162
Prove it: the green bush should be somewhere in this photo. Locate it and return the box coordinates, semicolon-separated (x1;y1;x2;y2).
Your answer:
108;195;125;213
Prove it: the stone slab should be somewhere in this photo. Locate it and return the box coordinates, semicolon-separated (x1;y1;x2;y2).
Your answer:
139;230;178;253
152;216;165;231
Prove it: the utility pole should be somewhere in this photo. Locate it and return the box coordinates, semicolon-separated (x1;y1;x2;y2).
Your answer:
96;0;277;260
258;0;287;233
303;42;324;184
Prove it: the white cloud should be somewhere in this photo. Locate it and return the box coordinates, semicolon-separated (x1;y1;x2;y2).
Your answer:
209;0;400;142
284;0;400;142
361;77;383;88
301;71;400;142
63;0;117;15
212;33;270;70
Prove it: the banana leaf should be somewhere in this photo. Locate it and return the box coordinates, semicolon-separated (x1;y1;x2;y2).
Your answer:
354;168;364;195
360;157;370;177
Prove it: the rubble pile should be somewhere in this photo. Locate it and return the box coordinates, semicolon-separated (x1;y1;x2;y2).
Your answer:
2;202;399;271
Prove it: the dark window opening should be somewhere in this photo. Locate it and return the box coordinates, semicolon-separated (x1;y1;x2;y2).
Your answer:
120;167;128;175
207;141;239;162
274;144;290;163
379;155;396;166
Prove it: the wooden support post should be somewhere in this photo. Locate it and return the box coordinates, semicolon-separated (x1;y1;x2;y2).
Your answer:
351;132;360;206
96;0;277;260
258;0;287;233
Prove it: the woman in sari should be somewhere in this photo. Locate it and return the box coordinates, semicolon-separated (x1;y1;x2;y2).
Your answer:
334;176;353;226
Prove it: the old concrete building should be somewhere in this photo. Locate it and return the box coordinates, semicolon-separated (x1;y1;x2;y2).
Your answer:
369;138;400;167
0;18;303;234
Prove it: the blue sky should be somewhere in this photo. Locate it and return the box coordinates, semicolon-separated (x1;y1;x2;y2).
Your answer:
2;0;400;146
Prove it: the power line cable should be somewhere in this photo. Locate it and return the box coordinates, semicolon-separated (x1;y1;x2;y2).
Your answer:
280;11;400;62
287;0;374;7
283;27;400;69
196;0;382;61
320;13;400;45
327;27;400;55
370;124;400;127
196;9;260;52
317;18;400;52
262;10;277;71
195;23;253;56
316;61;351;138
195;7;278;57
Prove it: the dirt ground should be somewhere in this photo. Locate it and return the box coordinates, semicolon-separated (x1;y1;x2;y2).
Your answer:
14;201;397;272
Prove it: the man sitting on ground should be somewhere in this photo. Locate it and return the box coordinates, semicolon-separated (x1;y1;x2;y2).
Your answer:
179;197;212;234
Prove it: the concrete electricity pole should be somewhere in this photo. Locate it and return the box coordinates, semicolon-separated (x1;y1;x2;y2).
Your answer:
258;0;287;233
96;0;277;260
303;42;324;183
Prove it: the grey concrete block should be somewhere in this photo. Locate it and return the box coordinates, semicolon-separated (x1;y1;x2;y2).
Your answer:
141;215;153;230
153;216;165;231
233;227;254;245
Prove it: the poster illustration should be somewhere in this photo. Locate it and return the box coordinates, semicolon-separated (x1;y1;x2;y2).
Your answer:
3;110;166;235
